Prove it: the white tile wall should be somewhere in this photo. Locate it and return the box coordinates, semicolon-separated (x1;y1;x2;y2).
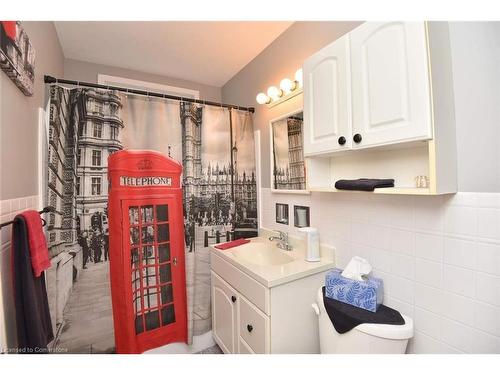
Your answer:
0;195;40;353
260;189;500;353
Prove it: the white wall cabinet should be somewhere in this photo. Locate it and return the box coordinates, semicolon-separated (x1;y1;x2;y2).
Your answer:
303;22;457;195
304;22;432;155
303;34;352;154
350;22;432;148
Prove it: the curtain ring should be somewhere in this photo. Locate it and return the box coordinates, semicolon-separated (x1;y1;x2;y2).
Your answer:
41;218;47;227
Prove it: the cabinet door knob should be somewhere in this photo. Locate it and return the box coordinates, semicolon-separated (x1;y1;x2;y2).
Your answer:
231;295;236;303
338;136;346;146
353;133;363;144
247;324;253;333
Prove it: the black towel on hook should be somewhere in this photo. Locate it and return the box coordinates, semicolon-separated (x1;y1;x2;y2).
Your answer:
322;287;405;334
335;178;395;192
12;216;54;353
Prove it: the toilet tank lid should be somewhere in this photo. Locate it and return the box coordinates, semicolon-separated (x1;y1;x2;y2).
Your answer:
355;314;414;340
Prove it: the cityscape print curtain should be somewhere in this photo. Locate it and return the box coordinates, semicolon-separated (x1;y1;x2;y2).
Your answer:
45;85;257;353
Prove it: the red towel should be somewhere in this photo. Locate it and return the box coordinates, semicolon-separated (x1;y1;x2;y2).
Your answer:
214;238;251;250
19;210;51;277
1;21;17;41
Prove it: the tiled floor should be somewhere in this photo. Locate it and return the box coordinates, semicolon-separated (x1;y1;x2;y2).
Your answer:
195;344;223;354
56;260;115;354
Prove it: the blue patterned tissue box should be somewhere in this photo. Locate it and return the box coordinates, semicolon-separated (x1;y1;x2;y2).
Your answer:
325;268;384;312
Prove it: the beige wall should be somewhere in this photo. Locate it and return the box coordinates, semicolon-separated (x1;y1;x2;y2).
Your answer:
221;21;363;189
448;22;500;192
0;22;65;200
64;58;222;102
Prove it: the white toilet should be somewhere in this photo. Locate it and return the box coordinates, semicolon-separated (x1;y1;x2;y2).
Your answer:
312;287;414;354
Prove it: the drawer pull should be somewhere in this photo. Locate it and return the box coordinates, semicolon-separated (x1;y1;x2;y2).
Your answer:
231;295;236;303
247;324;253;333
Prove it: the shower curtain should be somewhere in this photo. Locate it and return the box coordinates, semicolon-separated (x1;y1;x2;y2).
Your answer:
45;85;257;351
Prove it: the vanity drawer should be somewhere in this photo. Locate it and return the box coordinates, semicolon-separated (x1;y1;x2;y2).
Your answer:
238;337;254;354
211;251;270;314
239;295;270;354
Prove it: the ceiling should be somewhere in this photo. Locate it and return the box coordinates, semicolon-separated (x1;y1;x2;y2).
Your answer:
54;21;293;87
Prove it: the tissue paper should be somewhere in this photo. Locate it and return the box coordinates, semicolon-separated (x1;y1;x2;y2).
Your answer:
341;256;372;281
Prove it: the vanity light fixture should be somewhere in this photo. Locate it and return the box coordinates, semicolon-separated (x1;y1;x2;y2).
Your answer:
280;78;296;94
256;92;271;104
294;68;303;88
267;86;283;100
256;68;304;106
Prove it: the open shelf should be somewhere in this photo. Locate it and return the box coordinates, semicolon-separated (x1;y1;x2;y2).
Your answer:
305;142;455;196
309;186;431;195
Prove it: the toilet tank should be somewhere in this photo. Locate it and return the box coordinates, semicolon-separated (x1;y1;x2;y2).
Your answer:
315;287;412;354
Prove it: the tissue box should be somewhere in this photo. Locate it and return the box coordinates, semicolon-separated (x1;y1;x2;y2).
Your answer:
325;268;384;312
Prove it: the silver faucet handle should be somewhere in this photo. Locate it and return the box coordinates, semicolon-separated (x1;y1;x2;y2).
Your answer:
274;230;288;241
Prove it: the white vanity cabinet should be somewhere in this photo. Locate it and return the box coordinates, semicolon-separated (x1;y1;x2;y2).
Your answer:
211;271;272;354
350;22;432;149
211;272;239;353
303;34;352;155
210;249;329;354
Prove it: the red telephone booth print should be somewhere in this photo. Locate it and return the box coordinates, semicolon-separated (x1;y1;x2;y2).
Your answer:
108;150;187;354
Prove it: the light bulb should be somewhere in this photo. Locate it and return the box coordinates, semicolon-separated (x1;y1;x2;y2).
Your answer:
267;86;283;100
256;92;270;105
280;78;297;94
295;68;303;88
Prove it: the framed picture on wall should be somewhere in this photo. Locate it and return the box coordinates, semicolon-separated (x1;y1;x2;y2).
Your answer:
0;21;35;96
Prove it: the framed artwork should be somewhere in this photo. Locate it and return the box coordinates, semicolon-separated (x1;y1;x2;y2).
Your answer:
0;21;35;96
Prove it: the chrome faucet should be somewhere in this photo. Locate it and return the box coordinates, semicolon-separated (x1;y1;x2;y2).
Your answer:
269;230;293;251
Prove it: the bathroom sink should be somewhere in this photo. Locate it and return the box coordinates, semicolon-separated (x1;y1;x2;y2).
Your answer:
231;241;294;266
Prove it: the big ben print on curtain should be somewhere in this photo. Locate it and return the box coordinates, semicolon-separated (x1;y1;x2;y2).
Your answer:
45;85;257;353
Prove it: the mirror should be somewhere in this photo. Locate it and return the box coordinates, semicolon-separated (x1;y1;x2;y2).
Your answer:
270;110;308;193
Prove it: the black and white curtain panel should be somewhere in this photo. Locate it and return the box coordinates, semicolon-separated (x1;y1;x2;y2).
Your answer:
45;85;257;352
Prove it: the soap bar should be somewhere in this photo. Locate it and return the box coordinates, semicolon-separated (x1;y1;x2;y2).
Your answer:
325;268;384;312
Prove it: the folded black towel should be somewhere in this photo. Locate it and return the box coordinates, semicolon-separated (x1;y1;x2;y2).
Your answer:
335;178;395;191
322;287;405;333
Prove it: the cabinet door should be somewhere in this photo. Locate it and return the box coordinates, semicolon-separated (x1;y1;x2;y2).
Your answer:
350;22;432;148
211;272;238;354
303;34;351;156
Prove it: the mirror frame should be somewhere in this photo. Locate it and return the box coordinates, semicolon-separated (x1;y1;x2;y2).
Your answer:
269;108;309;195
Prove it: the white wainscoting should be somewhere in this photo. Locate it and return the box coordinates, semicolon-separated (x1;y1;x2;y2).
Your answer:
260;189;500;354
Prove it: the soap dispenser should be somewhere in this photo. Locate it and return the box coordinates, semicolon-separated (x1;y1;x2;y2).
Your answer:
298;227;320;262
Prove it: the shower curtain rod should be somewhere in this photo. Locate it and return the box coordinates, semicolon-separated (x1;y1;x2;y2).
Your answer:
44;75;255;113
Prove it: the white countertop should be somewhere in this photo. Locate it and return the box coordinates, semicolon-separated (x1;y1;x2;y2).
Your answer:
210;230;335;288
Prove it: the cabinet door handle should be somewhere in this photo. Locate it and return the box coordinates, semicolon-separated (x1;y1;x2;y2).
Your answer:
231;295;236;303
353;133;362;144
247;324;253;333
338;136;346;146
